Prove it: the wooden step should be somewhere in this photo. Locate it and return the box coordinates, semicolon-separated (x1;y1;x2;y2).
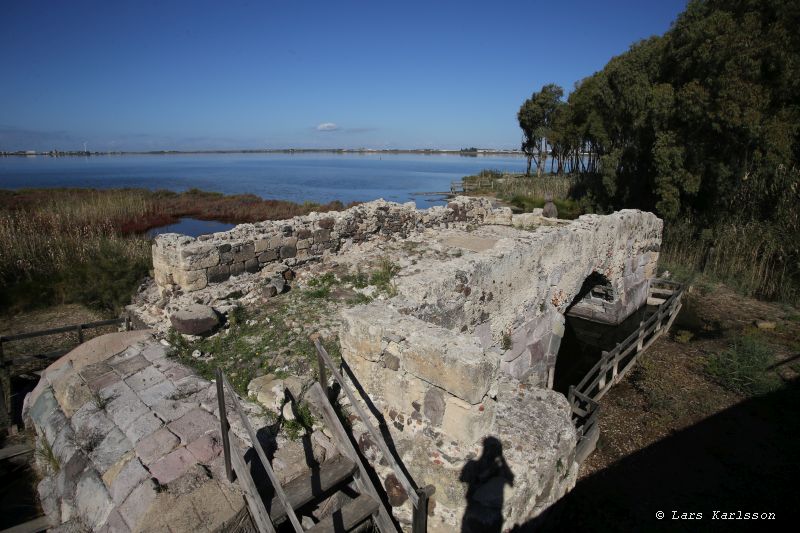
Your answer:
0;516;50;533
305;493;379;533
0;443;34;461
267;454;357;524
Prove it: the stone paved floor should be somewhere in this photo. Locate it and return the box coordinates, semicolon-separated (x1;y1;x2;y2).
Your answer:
24;330;267;532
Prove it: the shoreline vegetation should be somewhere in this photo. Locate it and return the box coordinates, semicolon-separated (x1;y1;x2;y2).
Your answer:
461;170;799;305
0;188;352;313
0;148;524;157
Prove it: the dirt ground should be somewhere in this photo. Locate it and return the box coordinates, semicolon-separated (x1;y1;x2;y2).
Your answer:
0;304;115;364
532;282;800;531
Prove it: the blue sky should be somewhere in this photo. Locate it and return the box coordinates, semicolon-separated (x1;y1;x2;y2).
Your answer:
1;0;687;151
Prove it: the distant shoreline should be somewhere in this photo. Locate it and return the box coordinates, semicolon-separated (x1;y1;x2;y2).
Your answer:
0;148;525;158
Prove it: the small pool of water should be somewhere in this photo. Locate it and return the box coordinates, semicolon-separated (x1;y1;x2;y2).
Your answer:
147;218;236;238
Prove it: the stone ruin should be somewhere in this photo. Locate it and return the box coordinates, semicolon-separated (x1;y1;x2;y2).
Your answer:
26;196;662;532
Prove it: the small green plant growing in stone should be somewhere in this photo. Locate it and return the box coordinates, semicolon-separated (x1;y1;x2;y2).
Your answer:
73;427;104;454
371;257;399;287
283;401;316;440
501;330;512;351
342;269;369;289
227;305;246;327
90;390;113;411
35;439;60;474
306;272;338;299
347;293;373;306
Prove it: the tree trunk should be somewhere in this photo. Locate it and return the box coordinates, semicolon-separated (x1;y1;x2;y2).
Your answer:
526;155;532;176
538;137;546;177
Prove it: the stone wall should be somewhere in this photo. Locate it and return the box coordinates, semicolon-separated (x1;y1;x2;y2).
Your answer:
152;197;500;293
391;209;663;385
336;209;662;530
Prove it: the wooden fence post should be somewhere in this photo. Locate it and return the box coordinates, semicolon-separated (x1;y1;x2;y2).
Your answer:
598;351;609;391
216;368;233;482
412;485;435;533
316;348;328;397
0;340;9;432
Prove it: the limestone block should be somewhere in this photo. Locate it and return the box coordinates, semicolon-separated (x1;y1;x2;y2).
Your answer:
483;207;513;226
269;236;284;249
280;245;297;258
247;374;304;411
230;261;245;276
169;305;219;335
207;264;230;283
75;470;114;529
402;332;497;405
179;244;219;270
382;368;428;418
254;238;270;253
173;268;208;292
232;242;255;262
51;370;92;418
258;249;278;263
340;307;385;362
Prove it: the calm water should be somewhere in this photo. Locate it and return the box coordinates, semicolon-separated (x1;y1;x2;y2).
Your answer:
147;218;236;237
0;152;526;207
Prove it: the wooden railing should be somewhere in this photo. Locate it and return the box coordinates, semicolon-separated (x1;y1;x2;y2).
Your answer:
567;278;684;460
216;368;304;533
1;315;132;431
313;338;435;533
567;387;600;464
0;316;132;370
573;279;683;403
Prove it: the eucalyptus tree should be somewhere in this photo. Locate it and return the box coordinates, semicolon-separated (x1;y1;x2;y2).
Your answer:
518;84;564;176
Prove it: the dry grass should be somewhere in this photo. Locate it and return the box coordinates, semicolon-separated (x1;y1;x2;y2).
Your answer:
0;188;353;313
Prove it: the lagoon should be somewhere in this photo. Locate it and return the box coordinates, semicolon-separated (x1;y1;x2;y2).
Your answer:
0;152;526;208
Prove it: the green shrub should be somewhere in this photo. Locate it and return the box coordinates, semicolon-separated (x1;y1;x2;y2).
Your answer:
706;335;780;395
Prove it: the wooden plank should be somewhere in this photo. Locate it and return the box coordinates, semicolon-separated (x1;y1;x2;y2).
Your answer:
221;374;304;533
305;493;379;533
0;318;123;342
314;339;419;508
269;455;357;524
307;383;398;533
229;429;276;533
0;443;34;461
0;516;51;533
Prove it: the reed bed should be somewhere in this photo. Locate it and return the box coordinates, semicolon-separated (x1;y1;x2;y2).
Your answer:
463;170;578;200
0;188;352;313
661;219;798;304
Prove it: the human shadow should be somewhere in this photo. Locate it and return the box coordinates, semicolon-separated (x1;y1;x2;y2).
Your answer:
460;436;515;533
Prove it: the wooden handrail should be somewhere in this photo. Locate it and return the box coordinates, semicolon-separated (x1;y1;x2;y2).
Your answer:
573;279;684;400
312;338;422;508
0;317;129;343
306;382;398;533
217;371;304;533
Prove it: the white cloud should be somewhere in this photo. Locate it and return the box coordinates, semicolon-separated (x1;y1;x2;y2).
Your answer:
316;122;339;131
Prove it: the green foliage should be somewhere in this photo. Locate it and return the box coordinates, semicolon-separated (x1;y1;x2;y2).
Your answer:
521;0;800;303
370;257;399;296
306;272;338;299
507;194;582;220
518;84;565;176
706;335;780;395
283;402;315;440
342;269;369;289
35;438;60;474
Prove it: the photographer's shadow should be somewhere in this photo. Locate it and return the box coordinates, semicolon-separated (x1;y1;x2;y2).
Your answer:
460;436;515;533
